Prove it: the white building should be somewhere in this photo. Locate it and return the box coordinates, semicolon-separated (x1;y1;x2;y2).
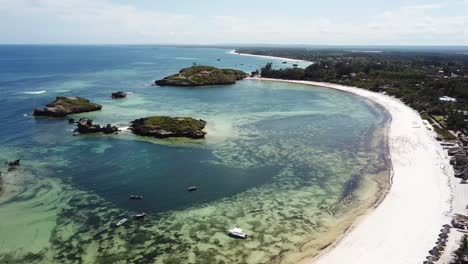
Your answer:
439;96;457;102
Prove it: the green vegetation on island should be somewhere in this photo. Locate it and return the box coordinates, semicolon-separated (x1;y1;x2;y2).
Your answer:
130;116;207;139
34;96;102;117
155;65;248;87
237;47;468;136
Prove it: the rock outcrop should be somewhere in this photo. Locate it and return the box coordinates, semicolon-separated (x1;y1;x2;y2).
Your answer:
77;118;118;134
155;66;248;87
112;91;127;99
34;97;102;117
6;159;20;172
130;116;206;139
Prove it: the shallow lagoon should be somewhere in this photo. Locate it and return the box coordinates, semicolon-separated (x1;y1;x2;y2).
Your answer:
0;46;389;263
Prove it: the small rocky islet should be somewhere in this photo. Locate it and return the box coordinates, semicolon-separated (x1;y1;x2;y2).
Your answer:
130;116;207;139
33;96;102;117
5;159;20;172
76;118;119;134
155;65;248;87
111;91;127;99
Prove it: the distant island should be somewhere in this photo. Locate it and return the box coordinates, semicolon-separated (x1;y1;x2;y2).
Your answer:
155;65;248;87
34;96;102;117
130;116;207;139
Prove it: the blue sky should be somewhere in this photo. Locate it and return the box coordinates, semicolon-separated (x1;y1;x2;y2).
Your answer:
0;0;467;45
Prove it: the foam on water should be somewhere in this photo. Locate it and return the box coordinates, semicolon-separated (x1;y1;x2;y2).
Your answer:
20;90;46;95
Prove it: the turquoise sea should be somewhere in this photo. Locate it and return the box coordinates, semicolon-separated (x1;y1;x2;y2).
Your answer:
0;45;390;264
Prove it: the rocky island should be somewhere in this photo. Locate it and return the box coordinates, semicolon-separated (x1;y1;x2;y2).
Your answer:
130;116;206;139
6;159;20;172
34;96;102;117
111;91;127;99
76;118;119;134
155;65;248;87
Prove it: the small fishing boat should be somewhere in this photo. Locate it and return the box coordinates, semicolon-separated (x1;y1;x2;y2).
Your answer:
116;218;128;227
73;132;80;136
129;195;143;200
134;213;146;219
228;228;247;239
187;186;197;192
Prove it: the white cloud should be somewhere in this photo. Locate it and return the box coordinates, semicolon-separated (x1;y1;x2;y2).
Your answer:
0;0;466;45
203;3;468;45
402;3;444;10
0;0;198;43
362;3;468;44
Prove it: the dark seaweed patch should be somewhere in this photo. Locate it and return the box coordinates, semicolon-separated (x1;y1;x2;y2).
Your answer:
85;215;101;229
340;173;362;201
0;251;45;264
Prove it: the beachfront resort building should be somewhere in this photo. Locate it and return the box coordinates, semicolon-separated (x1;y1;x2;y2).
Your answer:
453;214;468;229
439;96;457;103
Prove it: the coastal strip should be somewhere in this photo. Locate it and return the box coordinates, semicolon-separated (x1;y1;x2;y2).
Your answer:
248;77;453;264
227;50;311;64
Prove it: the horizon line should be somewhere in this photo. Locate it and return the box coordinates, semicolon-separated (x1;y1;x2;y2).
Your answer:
1;43;468;48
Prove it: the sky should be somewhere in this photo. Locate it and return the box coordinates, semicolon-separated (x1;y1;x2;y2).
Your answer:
0;0;467;45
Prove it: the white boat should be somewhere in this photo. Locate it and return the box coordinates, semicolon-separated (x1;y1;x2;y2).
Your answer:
129;195;143;200
116;218;128;227
228;228;247;239
134;213;146;219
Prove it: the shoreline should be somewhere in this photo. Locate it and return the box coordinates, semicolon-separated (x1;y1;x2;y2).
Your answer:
227;50;311;64
247;77;452;264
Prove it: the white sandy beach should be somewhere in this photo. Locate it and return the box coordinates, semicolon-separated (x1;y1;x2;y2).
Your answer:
249;77;455;264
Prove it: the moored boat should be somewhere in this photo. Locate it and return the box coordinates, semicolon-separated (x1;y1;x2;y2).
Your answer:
228;228;247;239
187;186;197;192
130;195;143;200
116;218;128;227
134;213;146;219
